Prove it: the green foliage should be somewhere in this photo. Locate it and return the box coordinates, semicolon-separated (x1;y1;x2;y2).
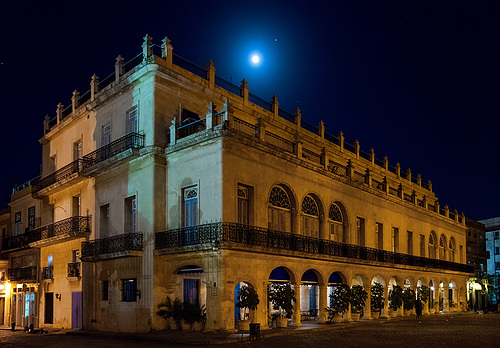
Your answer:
417;285;430;303
370;282;385;312
157;297;183;320
388;285;403;311
236;285;260;319
268;283;296;318
350;285;368;314
402;289;416;310
329;284;350;315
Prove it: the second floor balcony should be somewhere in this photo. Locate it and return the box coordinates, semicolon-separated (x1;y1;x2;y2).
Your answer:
81;233;143;262
155;222;474;274
42;265;53;280
67;262;81;279
81;132;145;176
8;266;37;282
29;215;91;248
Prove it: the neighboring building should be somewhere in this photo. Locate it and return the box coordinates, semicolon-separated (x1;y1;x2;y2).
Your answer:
1;35;473;332
0;207;10;326
465;218;488;310
480;217;500;306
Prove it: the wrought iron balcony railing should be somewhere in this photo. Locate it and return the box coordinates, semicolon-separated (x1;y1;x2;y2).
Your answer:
32;159;84;196
30;216;91;242
67;262;81;277
2;216;91;251
82;132;145;169
8;266;37;282
42;266;53;280
81;233;143;259
155;222;474;274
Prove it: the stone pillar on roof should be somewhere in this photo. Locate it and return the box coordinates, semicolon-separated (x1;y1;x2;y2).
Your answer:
90;74;99;101
143;34;153;58
161;37;173;68
115;55;124;83
71;90;80;114
271;95;279;119
240;79;249;106
56;103;63;124
207;60;215;89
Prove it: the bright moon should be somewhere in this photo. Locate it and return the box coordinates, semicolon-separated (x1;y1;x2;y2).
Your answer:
252;55;260;64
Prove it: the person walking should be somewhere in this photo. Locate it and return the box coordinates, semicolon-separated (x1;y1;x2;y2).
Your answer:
415;299;423;320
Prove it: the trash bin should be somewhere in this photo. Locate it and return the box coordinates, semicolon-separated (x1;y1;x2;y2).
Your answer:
249;323;260;341
11;322;15;331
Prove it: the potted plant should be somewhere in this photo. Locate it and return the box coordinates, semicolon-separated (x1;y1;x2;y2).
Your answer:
192;303;206;331
417;285;430;314
388;285;403;317
268;283;296;328
370;282;384;319
157;297;182;330
236;285;260;330
350;285;368;321
402;289;416;316
181;301;197;330
329;284;350;323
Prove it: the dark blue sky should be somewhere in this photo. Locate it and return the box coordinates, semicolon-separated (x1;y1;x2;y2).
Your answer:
1;1;499;220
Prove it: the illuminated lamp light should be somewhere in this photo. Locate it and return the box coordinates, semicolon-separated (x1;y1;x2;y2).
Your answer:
474;283;482;291
449;282;453;288
430;286;435;291
0;284;4;290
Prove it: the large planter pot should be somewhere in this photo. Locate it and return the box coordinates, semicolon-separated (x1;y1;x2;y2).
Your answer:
371;311;380;319
180;320;192;331
276;317;288;328
193;321;205;332
333;313;343;323
237;320;250;331
351;313;360;321
169;318;179;330
390;310;398;318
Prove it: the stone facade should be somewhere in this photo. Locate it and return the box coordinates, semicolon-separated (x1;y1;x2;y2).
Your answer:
1;34;473;333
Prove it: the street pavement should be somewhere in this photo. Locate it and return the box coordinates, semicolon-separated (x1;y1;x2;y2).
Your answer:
0;312;498;347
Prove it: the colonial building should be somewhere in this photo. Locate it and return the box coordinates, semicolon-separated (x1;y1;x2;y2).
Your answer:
2;35;473;332
465;218;488;310
480;217;500;307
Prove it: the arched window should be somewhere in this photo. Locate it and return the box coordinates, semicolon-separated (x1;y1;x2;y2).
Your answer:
439;235;447;260
268;186;292;233
302;195;319;238
428;233;437;259
328;203;345;243
448;238;456;262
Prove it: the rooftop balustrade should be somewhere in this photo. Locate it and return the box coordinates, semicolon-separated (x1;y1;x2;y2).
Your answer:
155;222;474;274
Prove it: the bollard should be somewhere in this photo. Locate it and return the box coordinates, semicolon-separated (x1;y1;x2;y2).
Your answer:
11;321;15;331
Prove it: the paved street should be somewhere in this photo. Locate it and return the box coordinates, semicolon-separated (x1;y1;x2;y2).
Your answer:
0;313;499;347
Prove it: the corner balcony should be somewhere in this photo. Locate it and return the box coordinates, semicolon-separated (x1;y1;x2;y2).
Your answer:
28;216;92;248
81;132;145;176
155;222;474;274
2;230;42;252
8;266;37;282
32;159;86;198
81;233;143;262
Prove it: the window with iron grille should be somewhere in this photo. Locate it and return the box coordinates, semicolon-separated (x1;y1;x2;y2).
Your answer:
121;278;137;302
102;280;109;301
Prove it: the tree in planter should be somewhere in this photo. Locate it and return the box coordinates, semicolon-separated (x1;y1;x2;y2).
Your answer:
157;297;183;329
402;289;416;312
350;285;368;316
268;283;296;319
370;282;385;315
329;284;350;317
236;285;260;320
417;285;430;311
388;285;403;314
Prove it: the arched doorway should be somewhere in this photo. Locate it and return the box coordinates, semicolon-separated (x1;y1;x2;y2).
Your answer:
300;269;320;319
268;267;294;324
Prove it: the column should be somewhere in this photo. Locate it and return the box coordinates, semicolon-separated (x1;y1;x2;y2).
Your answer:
161;37;173;68
56;103;63;124
271;95;279;119
90;74;99;101
142;34;153;58
291;208;300;235
318;285;328;324
382;286;389;318
207;59;215;89
71;90;80;114
365;286;372;319
292;282;301;327
319;215;328;240
114;55;124;83
256;282;270;330
443;285;449;313
240;79;249;105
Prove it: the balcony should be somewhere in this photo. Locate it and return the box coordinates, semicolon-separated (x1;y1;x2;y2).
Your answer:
67;262;81;279
42;266;53;280
32;159;86;198
2;230;42;252
81;132;145;176
28;216;91;248
81;233;143;262
8;266;37;282
155;222;474;274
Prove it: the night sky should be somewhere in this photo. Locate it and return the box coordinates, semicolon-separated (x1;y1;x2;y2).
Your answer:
1;1;499;220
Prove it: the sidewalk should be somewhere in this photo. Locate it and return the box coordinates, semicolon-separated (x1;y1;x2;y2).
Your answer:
66;312;477;346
